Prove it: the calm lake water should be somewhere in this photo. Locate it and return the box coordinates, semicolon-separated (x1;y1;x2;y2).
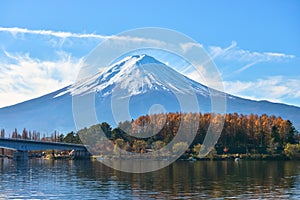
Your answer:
0;159;299;199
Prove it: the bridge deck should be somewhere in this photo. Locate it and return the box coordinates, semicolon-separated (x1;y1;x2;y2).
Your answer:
0;138;87;151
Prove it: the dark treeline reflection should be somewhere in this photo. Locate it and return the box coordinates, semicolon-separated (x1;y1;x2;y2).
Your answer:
72;160;300;199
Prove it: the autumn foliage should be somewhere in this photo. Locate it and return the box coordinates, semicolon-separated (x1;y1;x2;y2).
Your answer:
78;112;298;155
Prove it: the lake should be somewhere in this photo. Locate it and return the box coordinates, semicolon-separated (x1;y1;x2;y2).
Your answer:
0;159;299;199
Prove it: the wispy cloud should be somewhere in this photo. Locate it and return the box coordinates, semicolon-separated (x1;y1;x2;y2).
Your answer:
1;27;295;62
0;27;108;39
234;61;260;74
0;27;298;108
0;27;167;47
208;41;295;74
0;50;83;108
224;76;300;106
180;42;203;53
209;41;238;59
209;41;295;61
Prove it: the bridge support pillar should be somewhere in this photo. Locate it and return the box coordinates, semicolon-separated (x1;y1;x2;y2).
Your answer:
13;151;28;161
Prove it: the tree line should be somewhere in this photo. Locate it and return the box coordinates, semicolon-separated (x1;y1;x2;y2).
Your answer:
1;112;299;157
77;112;299;156
0;128;64;142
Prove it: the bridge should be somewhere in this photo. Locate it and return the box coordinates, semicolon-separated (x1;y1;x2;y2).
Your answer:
0;138;89;160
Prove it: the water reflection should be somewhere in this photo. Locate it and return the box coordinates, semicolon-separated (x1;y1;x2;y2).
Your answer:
72;160;300;199
0;159;299;199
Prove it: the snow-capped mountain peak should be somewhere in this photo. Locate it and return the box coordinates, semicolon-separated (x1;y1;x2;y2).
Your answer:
55;54;209;97
1;55;300;133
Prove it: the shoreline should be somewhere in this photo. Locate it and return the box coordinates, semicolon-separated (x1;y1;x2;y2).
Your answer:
1;152;299;161
0;155;299;162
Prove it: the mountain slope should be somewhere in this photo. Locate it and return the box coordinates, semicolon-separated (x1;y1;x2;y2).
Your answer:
0;54;299;133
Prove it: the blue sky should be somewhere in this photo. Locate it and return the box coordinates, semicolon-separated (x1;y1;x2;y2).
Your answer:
0;0;299;107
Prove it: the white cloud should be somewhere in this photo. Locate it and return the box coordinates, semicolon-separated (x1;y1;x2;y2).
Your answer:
180;42;203;53
0;27;210;54
234;61;260;74
209;41;237;59
208;41;295;74
0;27;108;39
0;51;83;108
184;64;225;91
0;27;298;108
224;77;300;106
209;41;295;61
0;27;168;47
1;27;295;63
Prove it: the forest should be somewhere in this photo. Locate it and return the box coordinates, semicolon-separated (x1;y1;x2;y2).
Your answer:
1;112;299;159
76;112;299;159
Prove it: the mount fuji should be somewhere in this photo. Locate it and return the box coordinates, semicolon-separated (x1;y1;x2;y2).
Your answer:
0;54;299;134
